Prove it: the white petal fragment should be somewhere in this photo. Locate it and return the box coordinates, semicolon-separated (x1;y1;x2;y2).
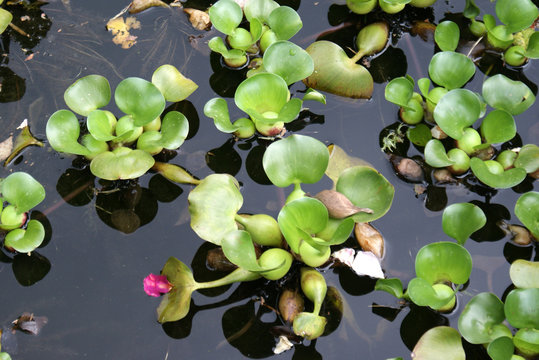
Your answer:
273;335;294;354
351;251;385;279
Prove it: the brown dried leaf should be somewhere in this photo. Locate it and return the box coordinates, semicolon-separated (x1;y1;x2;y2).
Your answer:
315;190;373;219
184;8;211;31
354;222;384;259
12;312;48;335
0;136;13;162
128;0;169;14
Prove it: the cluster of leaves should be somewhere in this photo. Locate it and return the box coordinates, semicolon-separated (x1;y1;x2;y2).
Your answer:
153;134;395;341
0;172;45;254
385;18;538;189
46;64;197;181
346;0;438;15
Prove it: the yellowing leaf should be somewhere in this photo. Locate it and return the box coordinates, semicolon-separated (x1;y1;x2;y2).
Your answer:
106;16;141;49
183;8;211;31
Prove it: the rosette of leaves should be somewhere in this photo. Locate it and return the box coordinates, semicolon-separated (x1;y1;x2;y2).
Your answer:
0;172;46;253
46;64;196;181
376;242;472;311
205;72;323;138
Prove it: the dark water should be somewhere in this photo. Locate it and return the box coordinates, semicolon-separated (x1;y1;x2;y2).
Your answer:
0;0;537;359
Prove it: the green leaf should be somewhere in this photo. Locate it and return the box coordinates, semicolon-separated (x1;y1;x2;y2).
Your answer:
482;74;535;115
302;88;326;104
513;329;539;358
303;40;373;99
385;76;414;107
4;219;45;253
525;32;539;58
157;257;197;323
515;144;539;173
208;0;243;35
470;157;527;189
504;288;539;329
487;337;515;360
263;134;329;187
407;124;432;147
514;192;539;239
204;98;239;133
221;230;264;271
463;0;480;19
424;139;453;168
244;0;279;23
1;172;45;213
64;75;111;116
0;8;13;34
407;278;456;310
325;144;374;188
158;111;189;149
412;326;465;360
263;41;313;85
46;109;91;156
188;174;243;245
433;89;482;140
375;278;404;298
418;77;431;98
336;166;394;222
428;52;475;90
510;259;539;289
496;0;539;33
268;6;302;40
458;292;509;344
415;242;472;285
115;77;165;127
480;110;516;144
89;147;155;180
435;21;460;52
151;64;198;102
442;202;486;245
293;312;327;340
87;110;117;141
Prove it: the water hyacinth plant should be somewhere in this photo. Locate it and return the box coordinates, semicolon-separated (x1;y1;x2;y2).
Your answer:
346;0;438;15
46;64;197;181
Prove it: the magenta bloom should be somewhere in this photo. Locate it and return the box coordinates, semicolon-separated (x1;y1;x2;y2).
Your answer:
143;273;172;297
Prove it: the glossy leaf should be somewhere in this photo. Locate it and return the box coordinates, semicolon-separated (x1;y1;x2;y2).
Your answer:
415;242;472;285
375;278;404;298
268;6;302;40
335;166;394;222
504;288;539;329
433;89;482;139
208;0;242;35
303;41;373;99
244;0;279;22
64;75;111;116
463;0;480;19
480;110;516;144
458;292;507;344
221;230;264;271
470;157;527;189
151;64;198;102
325;144;373;187
428;52;475;90
263;134;329;187
482;75;535;115
157;257;197;323
4;220;45;253
87;110;116;141
442;203;486;245
385;76;414;108
90;147;155;180
1;173;43;215
424;139;453;168
263;41;313;85
496;0;539;33
407;278;456;310
302;88;326;104
204;98;238;133
115;77;165;127
435;21;460;52
407;124;432;146
514;192;539;239
188;174;242;245
510;259;539;289
513;329;539;358
0;8;13;34
147;110;189;149
515;144;539;173
487;336;514;360
412;326;465;360
526;32;539;58
46;110;91;156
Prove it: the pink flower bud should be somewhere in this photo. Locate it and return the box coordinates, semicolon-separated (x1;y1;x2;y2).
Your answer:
143;273;172;297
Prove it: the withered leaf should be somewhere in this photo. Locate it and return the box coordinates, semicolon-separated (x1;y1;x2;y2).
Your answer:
106;16;141;49
184;8;211;31
315;190;373;219
128;0;169;14
354;222;384;259
12;312;48;335
5;125;44;166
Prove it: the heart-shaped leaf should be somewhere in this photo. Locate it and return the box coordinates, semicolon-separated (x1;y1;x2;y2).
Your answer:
407;124;432;146
435;21;460;52
510;259;539;289
470;157;527;189
407;278;456;310
487;336;515;360
303;41;373;99
263;41;313;85
204;98;239;133
442;202;486;245
89;147;155;180
87;110;117;141
424;139;453;167
385;76;414;107
415;242;472;285
151;64;198;102
267;6;302;40
188;174;243;245
115;77;165;127
4;219;45;253
138;110;189;151
515;144;539;173
504;288;539;329
335;166;394;222
412;326;465;360
157;257;197;323
263;134;329;187
1;172;45;213
428;52;475;90
479;110;516;144
514;191;539;241
64;74;111;116
482;74;535;115
458;292;509;344
433;89;481;139
46;110;91;156
496;0;539;33
208;0;243;35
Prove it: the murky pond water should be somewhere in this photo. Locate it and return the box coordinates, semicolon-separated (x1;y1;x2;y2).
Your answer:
0;0;537;359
